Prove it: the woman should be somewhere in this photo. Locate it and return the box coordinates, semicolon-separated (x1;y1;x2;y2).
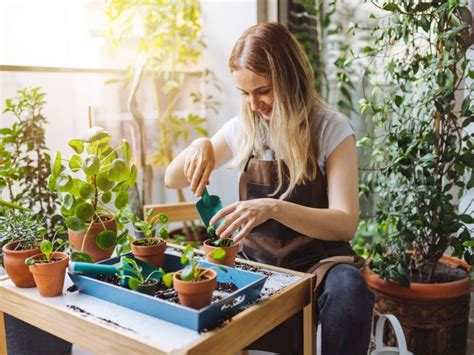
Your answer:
165;22;373;355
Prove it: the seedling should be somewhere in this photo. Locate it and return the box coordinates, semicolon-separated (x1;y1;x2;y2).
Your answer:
132;210;169;246
163;244;226;287
117;257;164;295
25;238;68;265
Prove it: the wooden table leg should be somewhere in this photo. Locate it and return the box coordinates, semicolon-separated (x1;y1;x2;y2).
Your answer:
303;304;315;355
0;311;7;355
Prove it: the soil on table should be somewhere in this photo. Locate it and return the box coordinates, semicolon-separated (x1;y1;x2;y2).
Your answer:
96;274;238;304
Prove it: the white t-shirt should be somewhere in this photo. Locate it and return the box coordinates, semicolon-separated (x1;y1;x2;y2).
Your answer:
220;109;354;176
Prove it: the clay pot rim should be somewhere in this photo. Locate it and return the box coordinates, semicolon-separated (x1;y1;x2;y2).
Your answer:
2;241;40;254
364;254;471;301
131;237;166;247
173;268;217;285
203;239;239;249
29;252;70;265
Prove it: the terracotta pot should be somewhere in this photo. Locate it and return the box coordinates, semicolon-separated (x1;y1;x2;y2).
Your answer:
203;239;240;267
28;252;69;297
173;269;217;309
364;255;471;355
2;242;40;288
131;238;166;268
136;279;159;296
68;216;117;262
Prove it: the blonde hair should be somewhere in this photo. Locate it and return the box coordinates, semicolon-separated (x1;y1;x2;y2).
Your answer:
228;22;327;199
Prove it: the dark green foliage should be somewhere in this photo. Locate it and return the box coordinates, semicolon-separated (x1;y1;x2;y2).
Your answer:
0;87;62;232
359;0;474;284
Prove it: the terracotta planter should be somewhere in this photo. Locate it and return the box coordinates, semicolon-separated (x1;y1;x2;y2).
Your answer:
173;269;217;309
364;255;471;355
203;239;240;267
131;238;167;267
68;216;117;262
28;252;69;297
2;242;40;288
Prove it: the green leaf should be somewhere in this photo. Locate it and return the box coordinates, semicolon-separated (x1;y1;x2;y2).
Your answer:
463;241;474;247
96;230;117;249
63;193;75;210
415;2;432;11
47;174;57;191
68;139;84;154
79;182;94;199
40;240;53;255
460;214;474;224
163;273;174;287
128;165;138;186
158;213;168;224
158;227;169;239
108;159;130;182
211;248;226;260
180;265;194;281
97;172;114;191
101;191;112;204
70;251;93;263
57;174;73;192
382;3;399;12
75;202;95;221
128;277;140;290
69;155;83;172
114;191;129;210
83;127;110;143
52;151;62;176
83;156;100;176
121;139;132;163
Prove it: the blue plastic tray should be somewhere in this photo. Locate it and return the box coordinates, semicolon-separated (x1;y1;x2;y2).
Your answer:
68;251;267;331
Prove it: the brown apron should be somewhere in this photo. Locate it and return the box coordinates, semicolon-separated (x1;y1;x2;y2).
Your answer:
240;156;364;354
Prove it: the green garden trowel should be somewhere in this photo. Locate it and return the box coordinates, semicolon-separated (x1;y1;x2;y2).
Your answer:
68;257;155;287
195;188;223;231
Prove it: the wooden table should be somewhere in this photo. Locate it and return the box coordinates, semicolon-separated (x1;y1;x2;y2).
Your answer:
0;260;315;354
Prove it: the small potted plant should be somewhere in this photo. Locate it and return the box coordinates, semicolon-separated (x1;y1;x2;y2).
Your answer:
203;226;239;267
163;244;220;309
25;238;69;297
50;126;135;262
0;205;44;288
130;210;169;267
117;257;165;295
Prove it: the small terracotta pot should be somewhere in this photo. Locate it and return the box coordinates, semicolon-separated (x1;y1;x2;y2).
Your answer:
131;238;167;267
68;216;117;262
203;239;240;267
28;252;69;297
136;279;159;295
2;242;40;288
173;269;217;309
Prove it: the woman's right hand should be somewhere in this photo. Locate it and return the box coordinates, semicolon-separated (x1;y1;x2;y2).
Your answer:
183;138;215;196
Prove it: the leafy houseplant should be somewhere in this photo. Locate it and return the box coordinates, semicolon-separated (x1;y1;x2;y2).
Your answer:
163;244;221;309
117;257;164;295
357;1;473;353
130;211;169;267
0;206;44;287
25;238;69;297
50;126;135;262
0;87;62;232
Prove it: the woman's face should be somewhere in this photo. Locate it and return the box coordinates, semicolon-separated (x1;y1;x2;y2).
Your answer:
233;68;273;120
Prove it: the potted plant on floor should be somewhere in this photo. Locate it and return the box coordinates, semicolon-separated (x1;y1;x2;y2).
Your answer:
203;226;239;267
163;244;219;309
358;2;473;354
117;257;165;295
50;126;135;262
130;210;169;267
25;238;69;297
0;205;44;288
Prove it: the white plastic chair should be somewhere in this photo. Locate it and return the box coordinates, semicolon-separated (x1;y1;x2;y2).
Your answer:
371;314;413;355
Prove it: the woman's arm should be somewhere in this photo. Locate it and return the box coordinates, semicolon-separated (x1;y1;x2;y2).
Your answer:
211;135;359;242
164;130;233;196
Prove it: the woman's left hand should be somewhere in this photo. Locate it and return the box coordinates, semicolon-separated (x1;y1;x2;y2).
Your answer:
209;198;277;243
